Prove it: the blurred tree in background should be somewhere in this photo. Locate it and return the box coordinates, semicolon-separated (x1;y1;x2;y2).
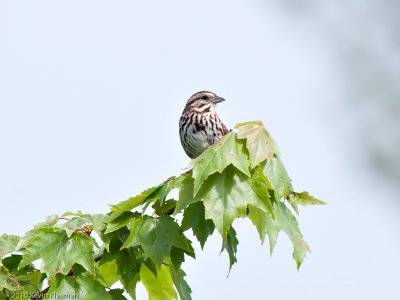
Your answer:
273;0;400;185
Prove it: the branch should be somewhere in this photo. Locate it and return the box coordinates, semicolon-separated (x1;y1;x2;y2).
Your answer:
3;290;10;300
1;121;324;300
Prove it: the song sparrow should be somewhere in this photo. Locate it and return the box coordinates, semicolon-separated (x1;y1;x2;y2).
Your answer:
179;91;229;158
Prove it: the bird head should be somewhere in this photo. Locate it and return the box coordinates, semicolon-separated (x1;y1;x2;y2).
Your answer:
184;91;225;112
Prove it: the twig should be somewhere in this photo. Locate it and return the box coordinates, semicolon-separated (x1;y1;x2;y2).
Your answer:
3;290;10;300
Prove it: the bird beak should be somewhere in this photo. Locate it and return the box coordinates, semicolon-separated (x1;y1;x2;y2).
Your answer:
213;96;225;104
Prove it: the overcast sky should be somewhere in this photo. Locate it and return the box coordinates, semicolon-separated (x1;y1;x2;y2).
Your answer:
1;1;399;299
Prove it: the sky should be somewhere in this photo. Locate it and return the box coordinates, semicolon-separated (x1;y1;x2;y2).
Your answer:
1;1;399;299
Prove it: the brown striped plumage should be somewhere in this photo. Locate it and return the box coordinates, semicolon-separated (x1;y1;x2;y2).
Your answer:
179;91;229;158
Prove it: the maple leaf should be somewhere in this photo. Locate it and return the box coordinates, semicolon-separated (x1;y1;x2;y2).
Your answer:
0;234;20;259
201;166;268;240
235;121;279;167
181;202;214;249
19;228;95;278
48;273;112;300
263;155;293;201
140;264;177;300
122;216;193;268
190;132;251;196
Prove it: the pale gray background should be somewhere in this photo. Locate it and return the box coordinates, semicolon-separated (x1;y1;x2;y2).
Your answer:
1;1;399;299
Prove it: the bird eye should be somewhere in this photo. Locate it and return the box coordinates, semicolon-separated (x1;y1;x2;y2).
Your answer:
202;95;208;100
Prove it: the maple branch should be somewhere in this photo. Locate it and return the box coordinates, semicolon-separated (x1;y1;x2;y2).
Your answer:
3;290;10;300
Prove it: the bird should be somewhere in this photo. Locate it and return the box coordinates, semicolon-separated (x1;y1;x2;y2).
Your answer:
179;91;229;159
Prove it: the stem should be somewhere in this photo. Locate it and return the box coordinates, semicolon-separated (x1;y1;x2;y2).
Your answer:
3;290;10;300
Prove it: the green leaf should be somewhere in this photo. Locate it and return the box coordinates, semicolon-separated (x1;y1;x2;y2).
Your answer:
140;264;177;300
170;265;192;300
109;289;128;300
47;273;112;300
249;166;274;216
235;121;279;167
249;202;309;265
17;271;43;295
105;212;141;234
263;156;293;201
16;228;44;251
140;175;187;214
221;226;239;272
0;234;20;259
181;202;214;249
1;255;24;273
287;194;300;215
57;213;106;238
273;202;310;268
170;247;185;270
108;185;160;221
1;255;44;294
16;215;59;250
0;266;22;291
202;166;268;240
247;206;280;253
61;211;83;217
116;247;142;299
100;236;142;299
153;199;177;216
174;175;196;214
190;132;251;195
154;175;186;204
34;215;59;228
19;228;95;278
287;192;326;215
297;192;326;206
97;260;119;288
122;216;192;268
